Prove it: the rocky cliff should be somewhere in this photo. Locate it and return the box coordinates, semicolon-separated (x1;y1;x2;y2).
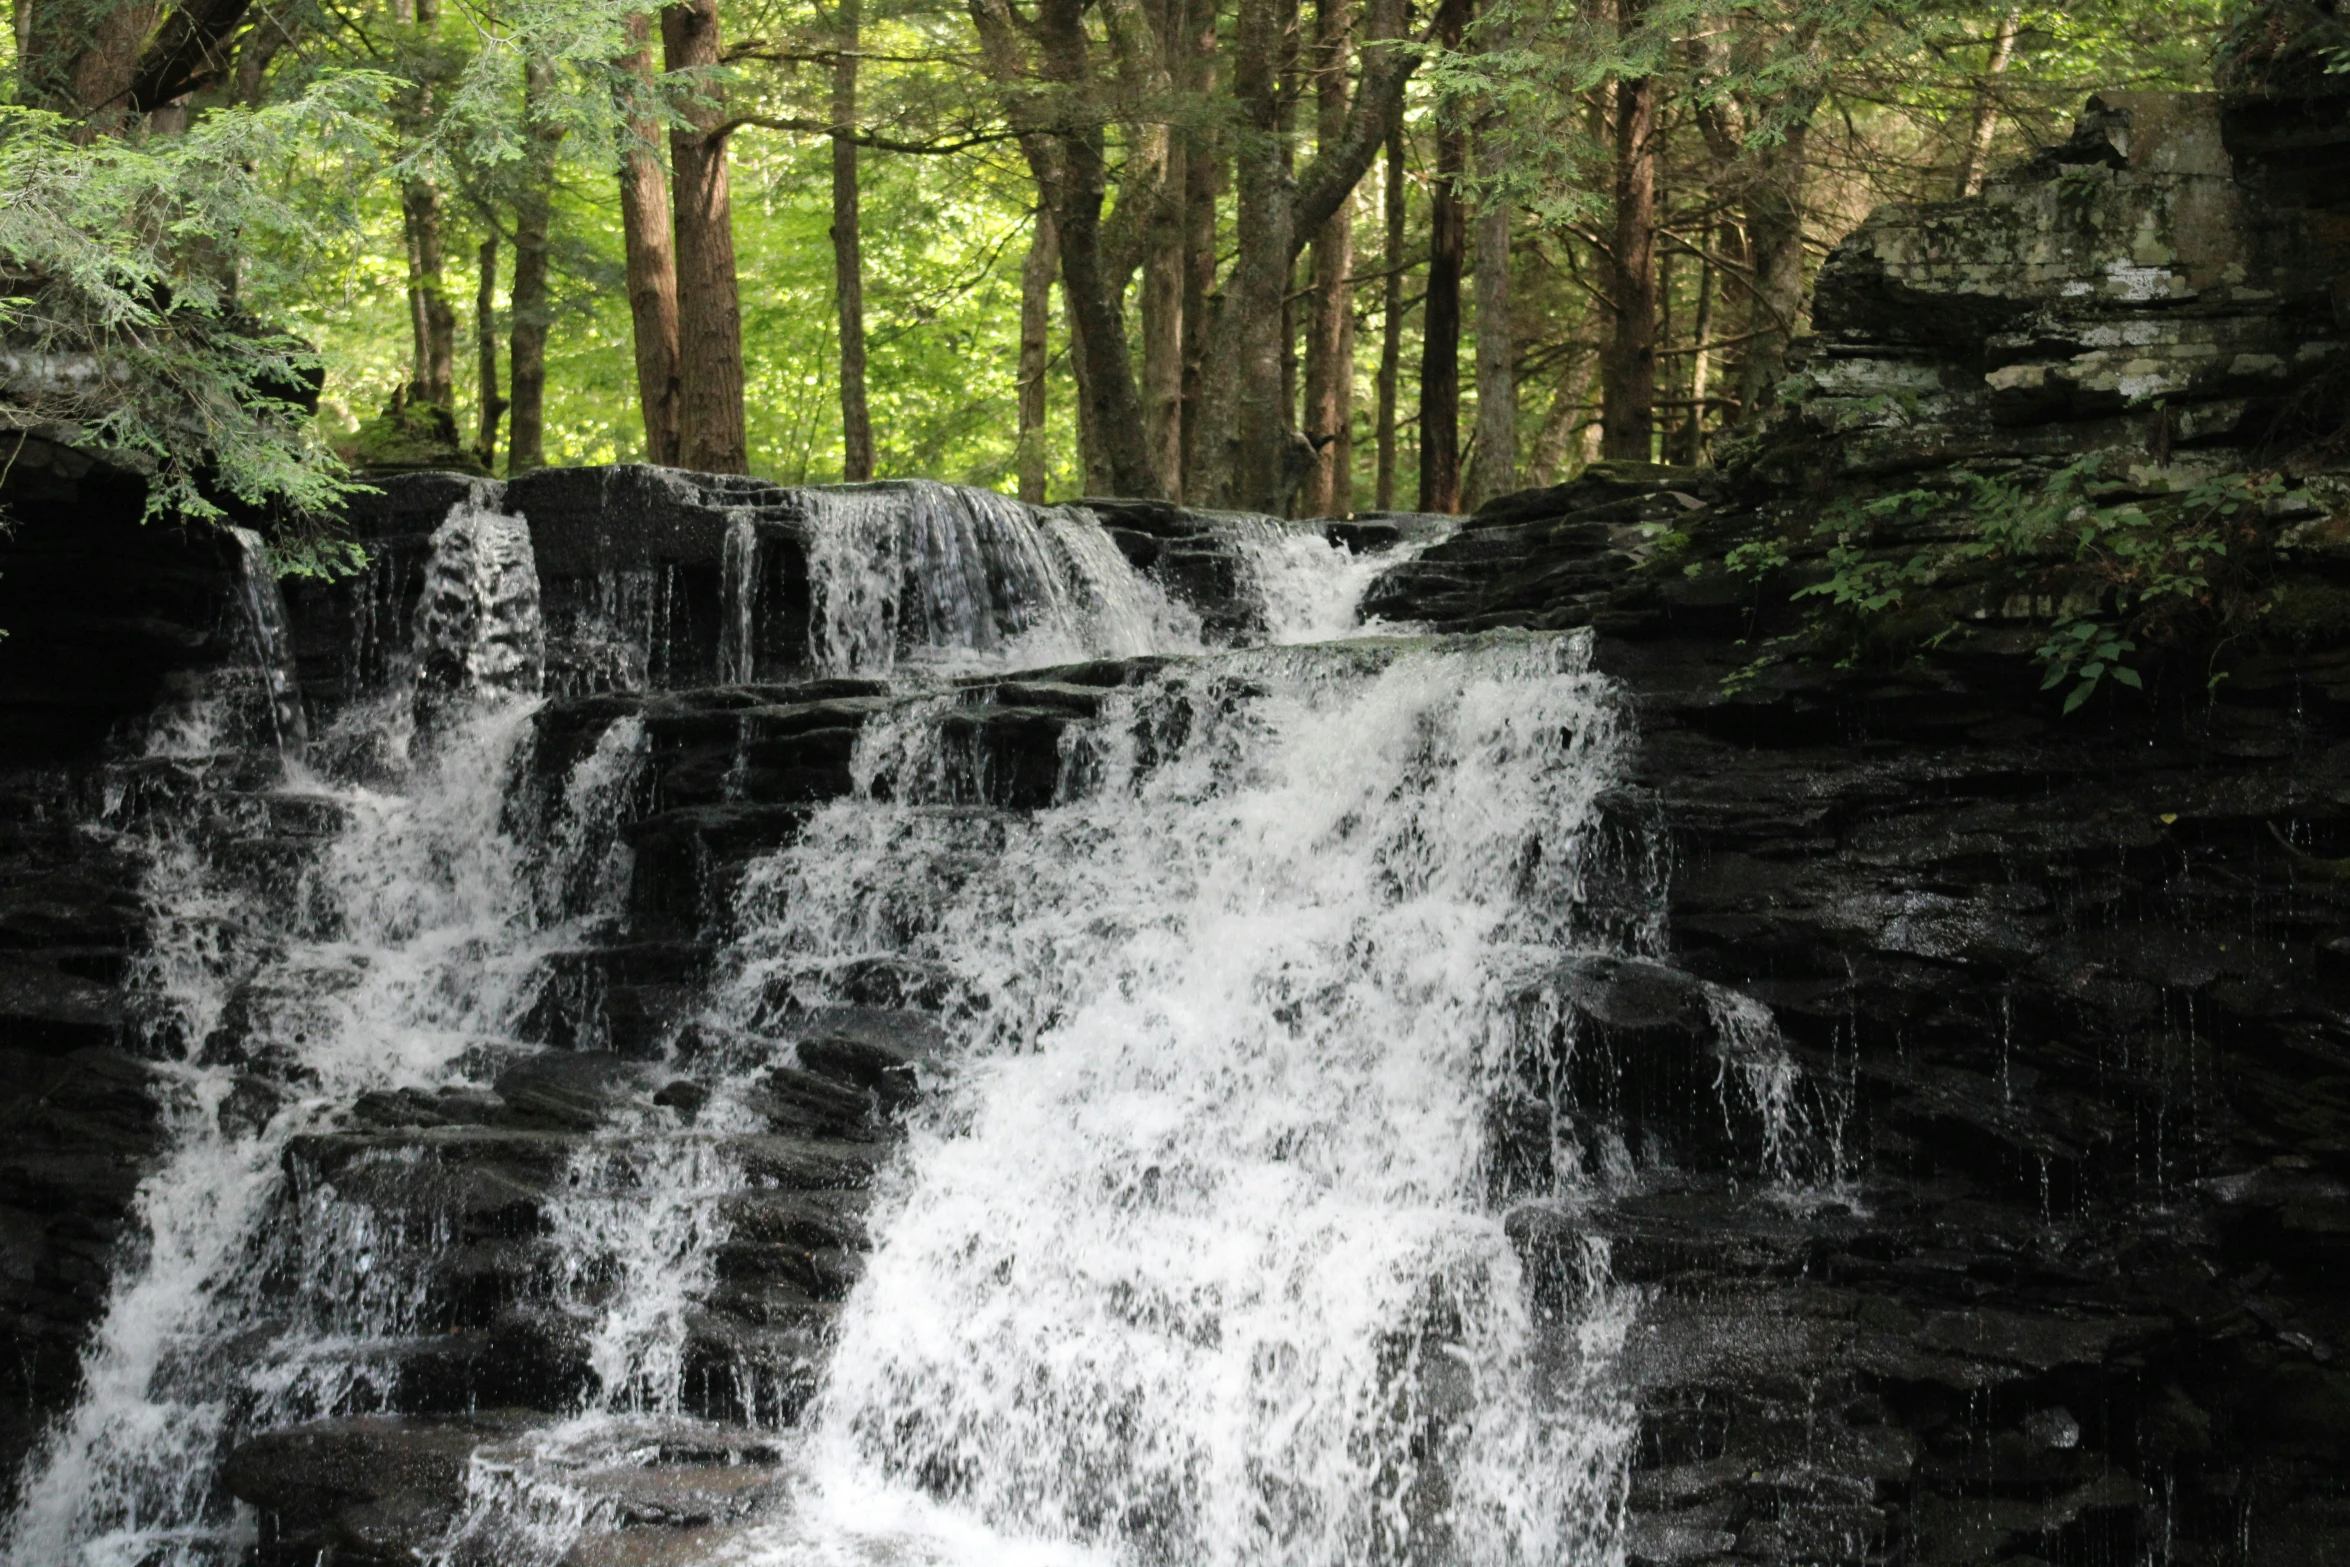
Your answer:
1365;83;2350;1567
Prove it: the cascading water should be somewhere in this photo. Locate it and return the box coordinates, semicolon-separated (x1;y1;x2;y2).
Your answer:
8;470;1824;1567
1205;515;1447;644
0;492;631;1567
710;632;1644;1566
797;481;1199;674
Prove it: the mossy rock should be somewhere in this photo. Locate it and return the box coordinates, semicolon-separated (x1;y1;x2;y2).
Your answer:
346;396;485;477
2263;576;2350;650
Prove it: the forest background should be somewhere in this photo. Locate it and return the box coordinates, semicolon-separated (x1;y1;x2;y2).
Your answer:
0;0;2230;544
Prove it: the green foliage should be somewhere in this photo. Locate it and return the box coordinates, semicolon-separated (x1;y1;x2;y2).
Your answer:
1734;452;2290;709
0;80;394;570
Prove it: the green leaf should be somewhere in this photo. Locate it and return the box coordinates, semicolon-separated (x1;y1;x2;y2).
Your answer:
2110;666;2143;689
2063;679;2097;714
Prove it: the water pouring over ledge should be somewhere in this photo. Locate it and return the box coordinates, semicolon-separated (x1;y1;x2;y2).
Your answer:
1;474;1821;1567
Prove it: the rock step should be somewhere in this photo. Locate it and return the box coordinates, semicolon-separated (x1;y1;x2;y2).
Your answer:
226;1412;800;1567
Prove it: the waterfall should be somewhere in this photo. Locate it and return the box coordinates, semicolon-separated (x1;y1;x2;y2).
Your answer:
1203;516;1443;645
4;469;1830;1567
797;482;1199;674
226;527;309;756
0;498;611;1567
415;484;546;699
722;509;761;685
713;632;1641;1566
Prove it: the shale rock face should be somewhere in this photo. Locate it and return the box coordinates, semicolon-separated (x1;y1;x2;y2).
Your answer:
1364;84;2350;1567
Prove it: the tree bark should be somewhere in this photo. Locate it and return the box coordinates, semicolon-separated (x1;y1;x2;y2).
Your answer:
832;0;874;481
617;12;682;466
1141;149;1188;499
1601;6;1659;462
1063;281;1111;495
1465;14;1513;509
1528;345;1597;484
1735;98;1814;417
1177;0;1221;491
1301;0;1355;516
474;235;507;469
1416;0;1467;513
1675;250;1715;463
23;0;160;131
401;180;458;411
1956;7;2021;197
1375;113;1404;511
506;56;561;475
665;0;750;474
1017;208;1059;502
1185;0;1414;510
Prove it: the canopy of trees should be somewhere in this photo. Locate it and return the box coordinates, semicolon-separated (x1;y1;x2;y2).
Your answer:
0;0;2235;546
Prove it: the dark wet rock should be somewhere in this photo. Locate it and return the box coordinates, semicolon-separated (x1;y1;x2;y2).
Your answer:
493;1051;658;1131
224;1414;514;1567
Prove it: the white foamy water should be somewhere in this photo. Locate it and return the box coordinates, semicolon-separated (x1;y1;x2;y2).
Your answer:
712;631;1642;1567
0;496;640;1567
797;482;1200;674
1206;516;1444;645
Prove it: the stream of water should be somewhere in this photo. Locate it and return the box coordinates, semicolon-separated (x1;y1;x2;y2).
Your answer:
2;481;1759;1567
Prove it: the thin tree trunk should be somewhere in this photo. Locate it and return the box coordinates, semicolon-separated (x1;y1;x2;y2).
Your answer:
1141;139;1187;497
1736;102;1813;417
1467;185;1511;503
401;181;458;410
665;0;750;474
1017;209;1059;503
1178;81;1221;488
1528;346;1596;484
1301;0;1355;516
1375;114;1404;511
617;12;682;465
1043;0;1161;498
1601;8;1658;462
1956;7;2021;197
1064;283;1110;494
1466;8;1512;509
1677;252;1714;463
507;58;561;475
1187;0;1414;508
474;236;507;468
1417;0;1467;513
833;0;874;481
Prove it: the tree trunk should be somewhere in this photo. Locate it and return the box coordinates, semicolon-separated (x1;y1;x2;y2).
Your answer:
1063;284;1111;495
1956;7;2021;196
1043;0;1162;498
1417;0;1467;513
833;0;874;481
1301;0;1355;517
1017;209;1059;503
1601;9;1658;463
1465;17;1513;510
507;57;561;475
617;12;681;466
665;0;750;474
23;0;160;131
1177;3;1221;491
1375;114;1404;511
1676;250;1715;463
1141;153;1188;499
1186;0;1414;509
475;236;507;469
1528;346;1597;484
1736;99;1814;418
401;181;458;411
